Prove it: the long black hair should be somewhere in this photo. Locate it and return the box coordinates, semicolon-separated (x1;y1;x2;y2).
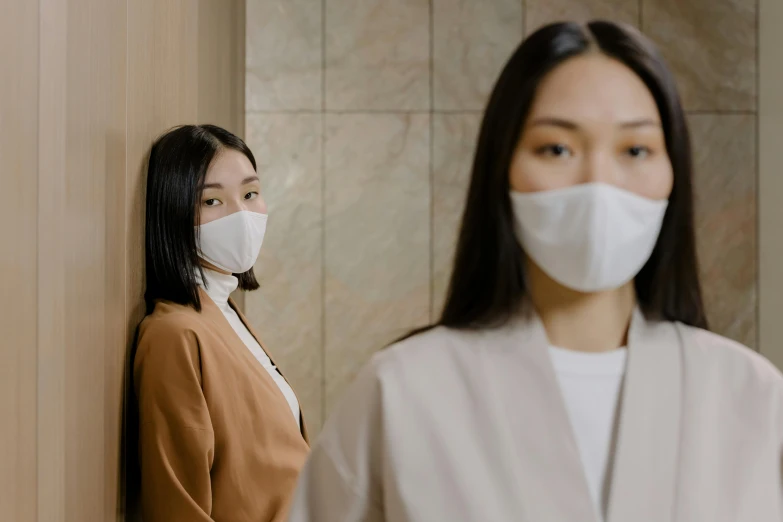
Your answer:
144;124;260;313
420;20;708;337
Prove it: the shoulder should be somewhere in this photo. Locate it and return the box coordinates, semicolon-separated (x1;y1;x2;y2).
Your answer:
134;302;215;430
677;323;783;400
677;324;782;380
387;325;482;359
135;301;207;375
374;326;476;375
315;328;467;457
139;299;204;333
330;326;485;407
326;327;463;399
137;300;208;346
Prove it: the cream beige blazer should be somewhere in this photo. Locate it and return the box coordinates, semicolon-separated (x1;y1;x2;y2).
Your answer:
287;309;783;522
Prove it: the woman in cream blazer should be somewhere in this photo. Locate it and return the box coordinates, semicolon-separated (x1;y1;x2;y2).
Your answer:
287;21;783;522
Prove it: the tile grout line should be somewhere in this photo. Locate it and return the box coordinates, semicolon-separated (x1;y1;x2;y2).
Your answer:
429;0;435;322
123;0;131;511
685;110;758;115
245;109;486;115
756;0;761;351
521;0;525;37
639;0;643;29
233;109;762;115
36;0;42;511
321;0;327;425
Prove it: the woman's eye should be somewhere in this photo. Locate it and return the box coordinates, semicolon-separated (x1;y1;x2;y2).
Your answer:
204;198;221;207
245;191;259;200
626;146;651;158
537;144;572;158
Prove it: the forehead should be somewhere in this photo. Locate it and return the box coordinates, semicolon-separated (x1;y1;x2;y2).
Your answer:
204;149;255;183
528;53;660;123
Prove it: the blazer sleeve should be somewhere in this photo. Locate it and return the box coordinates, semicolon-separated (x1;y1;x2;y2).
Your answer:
287;355;386;522
134;318;215;522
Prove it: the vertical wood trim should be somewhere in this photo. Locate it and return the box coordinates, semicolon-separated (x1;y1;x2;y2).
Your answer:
37;0;67;518
234;0;248;312
0;0;40;519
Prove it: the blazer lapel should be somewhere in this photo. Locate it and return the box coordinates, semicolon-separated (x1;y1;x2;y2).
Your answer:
228;296;274;363
198;290;275;382
605;309;682;522
482;312;599;522
227;295;311;444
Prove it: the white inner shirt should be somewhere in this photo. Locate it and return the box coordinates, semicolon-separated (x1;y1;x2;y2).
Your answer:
198;268;301;429
548;345;628;521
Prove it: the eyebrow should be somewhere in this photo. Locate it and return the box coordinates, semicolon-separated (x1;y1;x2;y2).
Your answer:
201;175;260;189
528;117;661;129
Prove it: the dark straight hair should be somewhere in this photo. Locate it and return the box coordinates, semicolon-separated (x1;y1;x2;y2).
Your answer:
413;20;708;339
144;124;260;314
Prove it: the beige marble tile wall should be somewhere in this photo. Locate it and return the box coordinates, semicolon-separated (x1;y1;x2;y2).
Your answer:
245;0;758;431
759;0;783;371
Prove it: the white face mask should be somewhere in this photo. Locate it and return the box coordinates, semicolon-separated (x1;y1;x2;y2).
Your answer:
510;182;668;292
196;210;268;274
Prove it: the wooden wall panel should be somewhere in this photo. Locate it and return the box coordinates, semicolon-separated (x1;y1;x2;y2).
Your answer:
198;0;246;134
59;0;129;520
37;0;67;519
125;0;157;339
63;0;107;519
0;1;39;520
126;0;200;337
1;1;245;520
100;0;129;518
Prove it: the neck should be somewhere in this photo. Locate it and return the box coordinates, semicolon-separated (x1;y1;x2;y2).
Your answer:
527;260;635;353
200;259;232;275
196;263;239;306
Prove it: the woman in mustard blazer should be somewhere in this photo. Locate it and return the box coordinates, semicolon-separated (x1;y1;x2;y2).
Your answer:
135;125;308;522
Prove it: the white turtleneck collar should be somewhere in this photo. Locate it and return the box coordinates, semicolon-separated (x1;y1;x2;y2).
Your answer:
197;267;239;307
195;266;303;429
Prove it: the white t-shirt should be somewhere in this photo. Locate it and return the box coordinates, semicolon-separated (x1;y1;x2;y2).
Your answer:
199;268;301;429
548;345;628;521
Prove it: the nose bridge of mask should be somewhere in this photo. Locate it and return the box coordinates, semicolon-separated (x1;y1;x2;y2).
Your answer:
582;185;605;281
595;184;622;281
